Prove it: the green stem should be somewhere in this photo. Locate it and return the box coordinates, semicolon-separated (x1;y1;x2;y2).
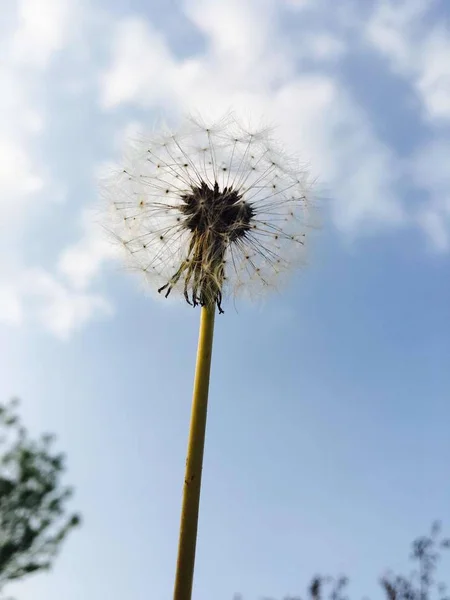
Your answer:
173;304;216;600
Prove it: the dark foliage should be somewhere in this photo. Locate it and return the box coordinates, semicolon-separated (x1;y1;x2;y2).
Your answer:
0;399;80;595
235;522;450;600
380;521;450;600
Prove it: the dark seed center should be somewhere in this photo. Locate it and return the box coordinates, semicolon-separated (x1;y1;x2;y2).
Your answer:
180;180;254;242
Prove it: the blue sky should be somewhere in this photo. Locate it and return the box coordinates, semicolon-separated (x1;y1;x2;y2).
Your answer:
1;0;450;598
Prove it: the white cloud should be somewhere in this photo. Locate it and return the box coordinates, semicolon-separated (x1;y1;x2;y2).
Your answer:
0;138;44;207
100;0;295;112
100;3;403;234
0;0;111;340
418;209;449;252
366;0;425;73
303;33;347;62
0;0;76;233
366;0;450;121
283;0;313;9
24;268;112;339
4;0;450;339
100;18;176;110
272;78;404;231
0;268;112;340
416;28;450;121
0;68;46;231
11;0;75;68
0;284;23;326
185;0;276;69
411;139;450;251
58;210;118;291
412;139;450;191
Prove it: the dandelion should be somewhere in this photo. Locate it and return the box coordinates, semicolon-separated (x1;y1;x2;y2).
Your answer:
101;113;315;600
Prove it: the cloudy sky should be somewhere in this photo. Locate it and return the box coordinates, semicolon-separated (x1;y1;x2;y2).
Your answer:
2;0;450;598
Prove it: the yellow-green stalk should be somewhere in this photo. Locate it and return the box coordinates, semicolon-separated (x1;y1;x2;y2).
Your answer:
101;113;313;600
173;304;216;600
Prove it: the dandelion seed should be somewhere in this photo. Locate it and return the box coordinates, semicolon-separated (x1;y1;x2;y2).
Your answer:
99;112;316;600
101;113;313;314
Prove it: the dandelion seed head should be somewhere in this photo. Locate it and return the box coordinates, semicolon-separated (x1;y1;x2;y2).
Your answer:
100;113;315;313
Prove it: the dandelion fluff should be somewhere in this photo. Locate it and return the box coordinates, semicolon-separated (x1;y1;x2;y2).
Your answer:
101;113;314;313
